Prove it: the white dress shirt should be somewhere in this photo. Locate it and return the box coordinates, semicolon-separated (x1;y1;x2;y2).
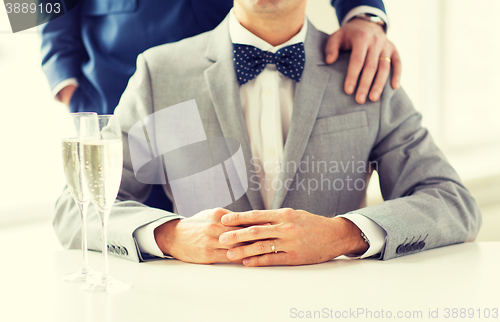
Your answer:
230;11;307;210
134;10;387;259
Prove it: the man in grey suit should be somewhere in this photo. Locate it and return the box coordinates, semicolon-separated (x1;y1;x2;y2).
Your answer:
54;0;481;266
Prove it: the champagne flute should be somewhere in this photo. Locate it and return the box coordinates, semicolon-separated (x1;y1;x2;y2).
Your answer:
61;112;99;282
82;115;130;292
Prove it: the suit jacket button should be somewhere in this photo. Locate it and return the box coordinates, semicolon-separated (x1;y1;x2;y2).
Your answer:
418;241;425;250
108;245;114;254
122;247;128;256
411;243;419;251
396;245;404;254
404;243;413;253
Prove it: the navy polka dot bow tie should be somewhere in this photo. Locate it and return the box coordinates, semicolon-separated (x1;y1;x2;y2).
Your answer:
233;43;305;85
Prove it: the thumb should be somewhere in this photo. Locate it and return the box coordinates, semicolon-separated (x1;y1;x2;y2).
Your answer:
325;31;343;64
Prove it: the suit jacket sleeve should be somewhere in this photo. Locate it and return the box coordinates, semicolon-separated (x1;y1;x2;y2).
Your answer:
38;3;86;92
331;0;386;25
350;83;482;260
53;54;183;262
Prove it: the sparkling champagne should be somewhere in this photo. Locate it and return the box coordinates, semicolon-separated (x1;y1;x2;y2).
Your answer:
62;138;91;202
83;139;123;211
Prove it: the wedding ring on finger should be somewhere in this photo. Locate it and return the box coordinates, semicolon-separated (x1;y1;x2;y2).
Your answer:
379;56;391;63
270;239;277;253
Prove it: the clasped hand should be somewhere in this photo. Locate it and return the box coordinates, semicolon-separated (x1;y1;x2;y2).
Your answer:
155;208;368;266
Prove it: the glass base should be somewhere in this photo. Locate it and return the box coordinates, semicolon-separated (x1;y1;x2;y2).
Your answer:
62;267;96;283
83;275;131;293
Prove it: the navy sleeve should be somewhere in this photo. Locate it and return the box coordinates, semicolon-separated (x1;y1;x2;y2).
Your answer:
37;3;85;91
331;0;386;25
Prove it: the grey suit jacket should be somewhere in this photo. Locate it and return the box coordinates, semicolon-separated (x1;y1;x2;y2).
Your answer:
54;16;482;262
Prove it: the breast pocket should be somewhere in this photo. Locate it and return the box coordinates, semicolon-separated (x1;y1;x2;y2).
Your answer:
311;110;368;137
81;0;137;15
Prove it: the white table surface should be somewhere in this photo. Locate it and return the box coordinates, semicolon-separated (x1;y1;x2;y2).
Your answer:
1;222;499;322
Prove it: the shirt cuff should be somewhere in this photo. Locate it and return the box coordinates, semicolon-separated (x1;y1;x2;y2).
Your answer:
337;213;387;259
52;78;79;99
134;217;181;258
341;5;389;30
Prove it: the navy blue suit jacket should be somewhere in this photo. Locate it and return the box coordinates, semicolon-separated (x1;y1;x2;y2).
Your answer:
39;0;385;114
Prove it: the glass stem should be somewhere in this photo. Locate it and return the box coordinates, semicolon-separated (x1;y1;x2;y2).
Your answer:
79;201;90;273
101;209;111;283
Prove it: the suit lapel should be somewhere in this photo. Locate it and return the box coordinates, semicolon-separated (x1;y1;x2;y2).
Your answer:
204;18;265;210
272;22;330;209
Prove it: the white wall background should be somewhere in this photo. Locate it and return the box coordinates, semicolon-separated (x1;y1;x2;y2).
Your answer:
0;0;499;227
0;9;72;225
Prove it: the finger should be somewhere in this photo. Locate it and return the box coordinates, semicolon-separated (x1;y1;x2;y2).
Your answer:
205;221;243;238
344;40;369;95
242;252;289;267
213;237;249;249
219;224;276;245
211;207;232;220
221;210;278;226
390;49;402;89
209;249;241;263
240;222;272;228
355;47;382;104
186;248;237;264
226;238;279;260
325;31;343;64
368;52;392;102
